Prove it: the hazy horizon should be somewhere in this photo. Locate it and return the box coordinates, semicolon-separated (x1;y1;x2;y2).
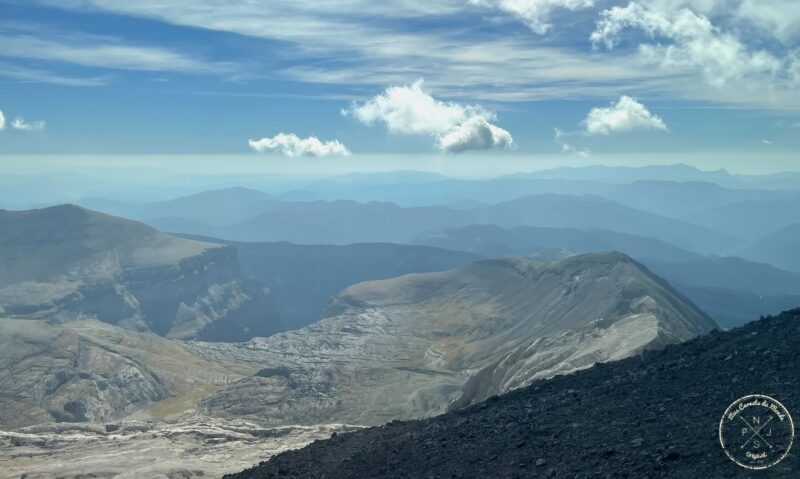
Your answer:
3;152;800;178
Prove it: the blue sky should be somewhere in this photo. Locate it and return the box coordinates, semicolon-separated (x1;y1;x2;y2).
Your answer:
0;0;799;171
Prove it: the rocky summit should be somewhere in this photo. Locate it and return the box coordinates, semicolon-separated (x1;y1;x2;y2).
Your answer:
228;308;800;479
197;252;716;427
0;205;281;341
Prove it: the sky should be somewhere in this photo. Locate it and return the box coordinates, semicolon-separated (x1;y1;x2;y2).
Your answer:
0;0;799;173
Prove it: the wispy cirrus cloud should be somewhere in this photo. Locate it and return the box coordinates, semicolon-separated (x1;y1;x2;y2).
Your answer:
0;61;110;86
0;33;234;74
248;133;351;157
17;0;800;112
22;0;673;103
470;0;595;34
0;21;241;81
344;80;514;153
10;117;46;131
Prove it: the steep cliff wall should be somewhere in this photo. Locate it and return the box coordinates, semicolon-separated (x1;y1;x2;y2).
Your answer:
0;205;281;341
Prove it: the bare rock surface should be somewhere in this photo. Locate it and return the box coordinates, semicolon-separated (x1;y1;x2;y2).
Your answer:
198;253;717;426
0;413;358;479
0;319;256;428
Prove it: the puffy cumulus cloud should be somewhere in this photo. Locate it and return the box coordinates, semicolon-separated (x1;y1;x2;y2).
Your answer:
437;116;514;153
471;0;595;34
11;117;45;131
343;80;483;135
248;133;351;157
591;2;784;87
345;80;514;153
0;110;5;131
584;95;667;135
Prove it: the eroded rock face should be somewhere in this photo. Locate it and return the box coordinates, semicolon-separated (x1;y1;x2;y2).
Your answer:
0;205;281;341
196;253;717;427
0;319;256;428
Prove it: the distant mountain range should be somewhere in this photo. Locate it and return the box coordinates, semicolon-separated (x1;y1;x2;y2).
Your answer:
741;222;800;272
281;177;800;217
81;187;278;226
643;256;800;296
87;190;741;255
506;164;800;190
6;164;799;210
68;167;800;271
686;198;800;241
413;224;704;262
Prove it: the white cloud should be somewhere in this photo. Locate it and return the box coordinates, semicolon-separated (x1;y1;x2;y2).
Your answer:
248;133;351;157
591;2;784;87
345;80;514;153
0;110;5;131
470;0;595;34
437;116;514;153
10;117;46;131
584;95;667;135
344;80;478;135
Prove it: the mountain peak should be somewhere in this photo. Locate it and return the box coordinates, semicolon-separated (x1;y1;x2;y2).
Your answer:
202;253;716;427
0;205;281;342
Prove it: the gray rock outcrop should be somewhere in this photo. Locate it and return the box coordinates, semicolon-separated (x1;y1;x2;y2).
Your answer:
0;205;281;341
